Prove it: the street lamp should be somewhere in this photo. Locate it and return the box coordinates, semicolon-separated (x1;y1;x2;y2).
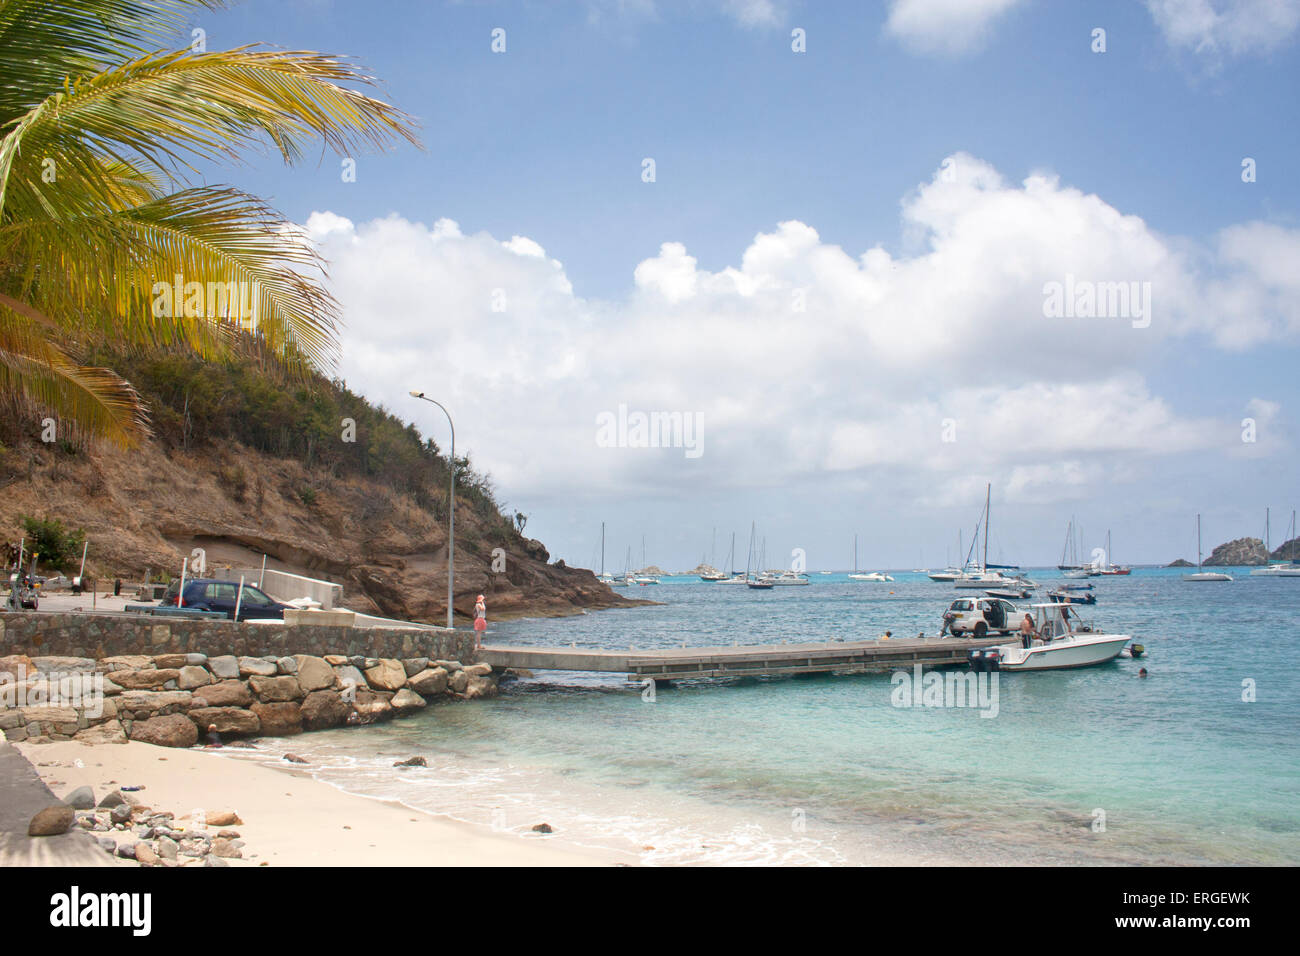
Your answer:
409;391;455;630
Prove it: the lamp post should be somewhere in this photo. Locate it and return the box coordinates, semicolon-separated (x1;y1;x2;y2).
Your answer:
409;391;455;630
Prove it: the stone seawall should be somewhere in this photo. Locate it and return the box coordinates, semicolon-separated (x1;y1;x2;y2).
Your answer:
0;611;479;661
1;612;495;747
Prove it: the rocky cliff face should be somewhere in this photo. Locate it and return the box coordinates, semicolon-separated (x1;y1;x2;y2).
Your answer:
0;441;644;623
1203;537;1268;567
1271;538;1300;562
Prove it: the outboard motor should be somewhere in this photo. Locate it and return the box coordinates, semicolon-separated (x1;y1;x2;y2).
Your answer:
968;649;984;672
1129;643;1144;659
984;649;1001;672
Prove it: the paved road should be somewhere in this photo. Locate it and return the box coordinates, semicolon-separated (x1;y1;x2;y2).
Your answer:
0;739;118;866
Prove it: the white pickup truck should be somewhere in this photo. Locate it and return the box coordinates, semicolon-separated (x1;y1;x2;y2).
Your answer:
941;597;1022;638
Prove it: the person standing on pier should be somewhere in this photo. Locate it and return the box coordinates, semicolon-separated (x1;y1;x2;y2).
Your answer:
474;594;487;649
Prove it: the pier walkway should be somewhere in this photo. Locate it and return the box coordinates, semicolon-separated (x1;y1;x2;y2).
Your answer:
480;635;1007;681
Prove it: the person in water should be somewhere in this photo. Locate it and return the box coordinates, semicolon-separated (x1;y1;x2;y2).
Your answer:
473;594;487;649
1019;613;1036;649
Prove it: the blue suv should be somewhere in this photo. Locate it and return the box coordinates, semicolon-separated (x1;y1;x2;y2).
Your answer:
159;578;291;621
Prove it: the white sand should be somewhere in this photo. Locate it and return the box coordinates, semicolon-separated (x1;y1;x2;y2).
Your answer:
14;740;613;867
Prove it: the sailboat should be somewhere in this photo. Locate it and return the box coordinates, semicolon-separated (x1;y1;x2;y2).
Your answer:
700;531;731;581
1183;514;1233;582
929;532;966;581
955;485;1033;590
742;523;775;589
847;534;893;581
1097;529;1131;575
1250;509;1300;576
633;534;660;585
597;522;617;584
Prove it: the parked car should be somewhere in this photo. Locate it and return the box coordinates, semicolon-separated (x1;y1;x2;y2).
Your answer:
159;578;290;621
941;596;1021;638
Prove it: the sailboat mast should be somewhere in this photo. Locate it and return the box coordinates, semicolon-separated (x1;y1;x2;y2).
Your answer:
600;522;605;577
854;534;858;574
1197;514;1203;570
982;483;990;572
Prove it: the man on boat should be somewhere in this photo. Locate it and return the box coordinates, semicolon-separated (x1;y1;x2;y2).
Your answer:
1019;613;1036;649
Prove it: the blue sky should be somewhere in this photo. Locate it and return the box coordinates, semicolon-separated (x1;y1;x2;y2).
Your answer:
189;1;1300;569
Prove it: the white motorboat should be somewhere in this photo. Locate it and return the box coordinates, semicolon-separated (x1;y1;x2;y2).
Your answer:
968;603;1132;672
928;567;964;582
849;571;893;582
771;571;811;586
716;574;749;585
1183;514;1233;582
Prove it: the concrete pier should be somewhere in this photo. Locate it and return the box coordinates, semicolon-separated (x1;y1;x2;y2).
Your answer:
480;635;1007;681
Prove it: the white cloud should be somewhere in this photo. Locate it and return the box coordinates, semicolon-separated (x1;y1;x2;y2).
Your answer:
304;153;1294;511
1146;0;1300;57
884;0;1027;55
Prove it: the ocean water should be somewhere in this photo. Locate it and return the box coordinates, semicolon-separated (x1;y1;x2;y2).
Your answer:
222;570;1300;865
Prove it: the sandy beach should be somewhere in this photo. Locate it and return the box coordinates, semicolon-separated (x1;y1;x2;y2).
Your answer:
10;739;614;867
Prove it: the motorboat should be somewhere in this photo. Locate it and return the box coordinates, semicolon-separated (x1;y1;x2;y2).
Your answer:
1047;588;1096;605
955;569;1022;589
746;576;775;590
771;571;811;586
1183;514;1233;582
967;603;1131;672
849;571;893;582
847;536;891;581
985;586;1032;600
716;574;749;585
928;567;964;582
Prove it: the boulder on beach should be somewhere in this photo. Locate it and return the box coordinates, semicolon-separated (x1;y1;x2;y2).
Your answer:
63;785;96;810
351;689;394;723
464;676;498;700
251;701;303;736
448;670;469;694
394;756;427;767
401;658;430;677
129;714;199;748
293;655;335;692
191;680;252;708
363;658;407;691
28;805;75;836
188;707;260;736
300;689;351;730
391;689;427;714
248;674;303;702
407;667;448;697
74;721;128;745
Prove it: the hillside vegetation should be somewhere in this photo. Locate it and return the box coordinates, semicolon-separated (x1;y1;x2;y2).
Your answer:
0;351;637;622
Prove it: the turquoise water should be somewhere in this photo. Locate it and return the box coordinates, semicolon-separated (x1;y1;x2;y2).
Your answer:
230;570;1300;865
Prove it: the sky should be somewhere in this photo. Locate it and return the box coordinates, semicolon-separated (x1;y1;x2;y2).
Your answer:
187;0;1299;571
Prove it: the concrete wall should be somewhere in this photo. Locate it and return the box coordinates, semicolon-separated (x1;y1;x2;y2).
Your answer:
0;612;476;663
235;568;343;610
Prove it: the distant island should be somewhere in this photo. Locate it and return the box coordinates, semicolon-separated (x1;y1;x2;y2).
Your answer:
1168;534;1300;568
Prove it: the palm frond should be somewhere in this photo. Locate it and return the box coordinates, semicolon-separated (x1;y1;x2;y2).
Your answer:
0;299;150;447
